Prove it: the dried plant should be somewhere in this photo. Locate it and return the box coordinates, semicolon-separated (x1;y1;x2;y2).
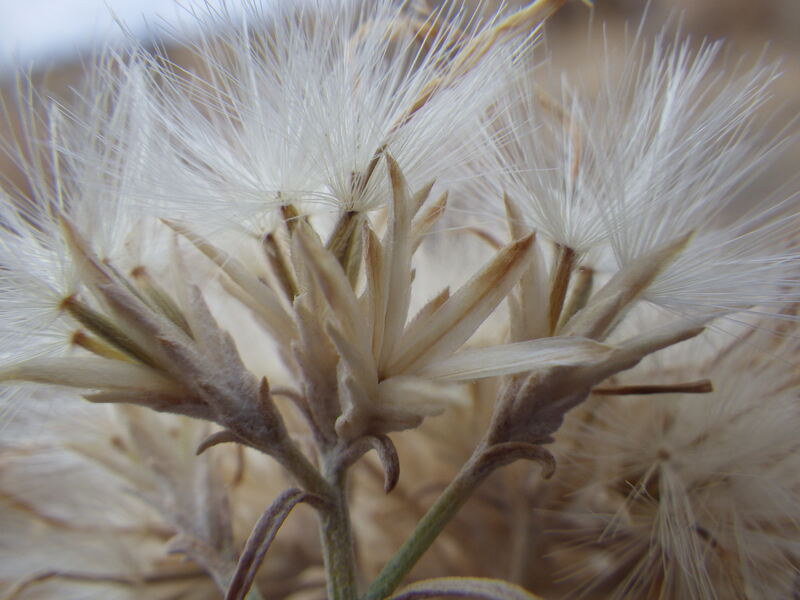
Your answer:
1;1;799;599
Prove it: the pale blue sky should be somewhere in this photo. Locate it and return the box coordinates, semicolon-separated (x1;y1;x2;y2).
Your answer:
0;0;252;72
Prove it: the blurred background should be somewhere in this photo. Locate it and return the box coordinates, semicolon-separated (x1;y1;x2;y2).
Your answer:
1;0;799;195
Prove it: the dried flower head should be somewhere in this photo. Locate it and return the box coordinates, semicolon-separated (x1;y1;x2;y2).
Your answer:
0;1;799;599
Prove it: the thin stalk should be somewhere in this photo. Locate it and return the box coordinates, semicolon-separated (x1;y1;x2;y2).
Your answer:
273;437;331;499
224;569;266;600
320;467;359;600
592;380;713;396
548;245;576;335
271;439;358;600
61;296;157;368
362;451;487;600
70;330;131;361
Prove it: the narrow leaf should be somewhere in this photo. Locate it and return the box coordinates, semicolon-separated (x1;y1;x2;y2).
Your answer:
83;390;213;421
196;430;243;455
388;577;545;600
327;211;364;286
225;489;325;600
218;277;295;352
96;280;193;372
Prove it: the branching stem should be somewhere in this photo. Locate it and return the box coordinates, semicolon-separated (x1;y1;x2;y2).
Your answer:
362;448;489;600
261;437;359;600
272;437;331;498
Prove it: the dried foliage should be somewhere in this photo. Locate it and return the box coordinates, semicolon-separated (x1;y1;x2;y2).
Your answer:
1;1;799;599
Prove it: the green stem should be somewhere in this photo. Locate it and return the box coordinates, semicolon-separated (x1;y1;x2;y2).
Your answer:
244;588;265;600
362;452;486;600
258;435;357;599
264;428;359;599
320;466;359;600
274;437;358;598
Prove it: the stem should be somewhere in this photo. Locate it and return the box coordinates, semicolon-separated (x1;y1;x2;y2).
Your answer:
262;426;359;599
362;452;486;600
273;437;330;498
320;466;359;600
244;588;265;600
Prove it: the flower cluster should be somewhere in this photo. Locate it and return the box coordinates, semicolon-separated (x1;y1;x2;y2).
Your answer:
1;1;799;599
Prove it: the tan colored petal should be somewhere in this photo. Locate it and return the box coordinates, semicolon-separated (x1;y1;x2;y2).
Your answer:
417;337;614;381
404;287;450;335
291;223;366;350
0;356;182;394
378;155;417;368
563;232;693;340
364;224;385;358
411;180;436;216
378;376;465;414
411;191;447;253
325;322;378;401
504;194;549;340
335;363;378;441
165;220;295;341
388;234;534;374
